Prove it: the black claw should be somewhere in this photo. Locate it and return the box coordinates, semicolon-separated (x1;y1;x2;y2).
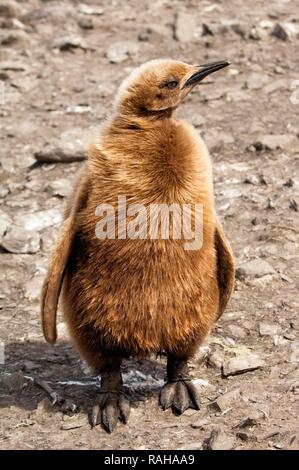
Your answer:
119;397;131;423
185;381;201;410
160;382;175;410
102;399;119;433
91;404;100;428
172;382;190;415
92;393;130;432
159;380;201;415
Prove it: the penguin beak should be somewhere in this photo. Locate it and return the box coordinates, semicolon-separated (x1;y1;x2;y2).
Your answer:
183;60;230;88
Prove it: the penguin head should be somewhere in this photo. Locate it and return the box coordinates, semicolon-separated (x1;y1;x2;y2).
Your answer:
115;59;230;117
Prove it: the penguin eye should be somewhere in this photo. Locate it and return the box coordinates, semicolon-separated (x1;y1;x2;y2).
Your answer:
163;80;179;90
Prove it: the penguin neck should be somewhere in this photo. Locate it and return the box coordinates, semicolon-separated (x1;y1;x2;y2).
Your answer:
109;108;176;132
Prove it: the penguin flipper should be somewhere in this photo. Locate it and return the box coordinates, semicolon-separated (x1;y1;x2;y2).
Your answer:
214;216;235;320
41;215;77;344
41;171;88;344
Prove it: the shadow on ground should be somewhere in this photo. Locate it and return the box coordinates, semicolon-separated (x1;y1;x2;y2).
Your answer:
0;341;166;418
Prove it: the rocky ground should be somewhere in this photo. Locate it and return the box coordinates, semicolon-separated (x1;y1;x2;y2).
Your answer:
0;0;298;451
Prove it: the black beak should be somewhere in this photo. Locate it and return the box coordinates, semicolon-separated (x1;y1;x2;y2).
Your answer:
183;60;230;88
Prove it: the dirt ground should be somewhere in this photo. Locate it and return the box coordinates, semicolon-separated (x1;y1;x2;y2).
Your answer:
0;0;298;451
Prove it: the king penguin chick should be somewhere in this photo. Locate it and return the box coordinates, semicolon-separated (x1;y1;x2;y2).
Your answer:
41;59;235;433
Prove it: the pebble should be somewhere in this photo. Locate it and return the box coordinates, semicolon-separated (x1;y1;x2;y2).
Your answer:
209;387;241;412
245;73;269;90
222;354;264;377
289;199;298;212
106;41;139;64
259;322;280;337
0;1;23;19
236;259;276;279
272;22;299;40
24;275;44;301
257;134;296;151
1;225;40;254
227;325;247;339
203;429;235;450
51;35;88;51
138;24;170;42
0;209;12;240
14;208;62;232
46;178;71;198
35;128;90;163
79;4;104;16
78;17;94;30
60;415;88;430
208;350;224;369
290;342;299;364
0;60;27;71
174;12;196;43
178;442;203;450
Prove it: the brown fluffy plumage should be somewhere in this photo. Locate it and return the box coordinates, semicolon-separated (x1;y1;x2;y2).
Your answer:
41;59;235;430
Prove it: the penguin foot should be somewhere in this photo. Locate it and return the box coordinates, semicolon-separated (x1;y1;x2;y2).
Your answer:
159;380;201;414
91;392;130;432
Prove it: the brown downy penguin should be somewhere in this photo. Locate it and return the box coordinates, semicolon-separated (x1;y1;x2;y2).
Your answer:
41;59;235;432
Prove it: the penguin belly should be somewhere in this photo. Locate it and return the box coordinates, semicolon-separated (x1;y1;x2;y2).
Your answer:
63;234;219;357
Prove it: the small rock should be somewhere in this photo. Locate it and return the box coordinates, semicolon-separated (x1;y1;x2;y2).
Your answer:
249;26;267;41
46;178;71;198
290;341;299;364
79;4;104;16
51;35;88;51
203;429;235;450
227;325;247;339
193;345;211;365
178;442;203;450
138;24;170;42
209;387;241;412
202;23;214;36
283;178;294;187
236;259;276;279
0;30;29;46
35;146;86;163
35;128;90;163
192;115;206;128
208;351;223;369
259;322;280;337
263;79;289;94
272;22;299;40
57;322;69;341
174;11;196;43
0;60;27;71
256;134;296;151
245;73;269;90
0;1;22;19
0;209;12;240
1;225;40;254
0;186;9;198
205;131;235;152
223;354;264;377
24;275;44;301
234;417;257;429
106;41;139;64
243;175;260;185
66;104;91;114
14;208;62;232
78;17;94;30
289;199;298;212
60;415;88;430
231;23;247;39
